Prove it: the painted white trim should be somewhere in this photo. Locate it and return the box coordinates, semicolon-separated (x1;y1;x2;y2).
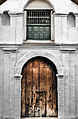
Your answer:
15;50;64;76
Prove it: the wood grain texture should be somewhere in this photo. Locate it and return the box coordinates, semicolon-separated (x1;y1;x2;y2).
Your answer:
21;57;58;117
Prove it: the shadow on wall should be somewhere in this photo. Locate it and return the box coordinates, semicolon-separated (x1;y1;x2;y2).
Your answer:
67;12;78;44
0;11;10;43
1;11;10;26
67;12;76;28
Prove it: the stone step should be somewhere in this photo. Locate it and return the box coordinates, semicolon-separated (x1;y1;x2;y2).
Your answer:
21;118;57;119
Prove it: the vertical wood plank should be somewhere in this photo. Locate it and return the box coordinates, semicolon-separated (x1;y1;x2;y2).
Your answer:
21;57;57;117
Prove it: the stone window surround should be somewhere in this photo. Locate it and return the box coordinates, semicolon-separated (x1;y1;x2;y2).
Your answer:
14;50;64;119
23;9;55;42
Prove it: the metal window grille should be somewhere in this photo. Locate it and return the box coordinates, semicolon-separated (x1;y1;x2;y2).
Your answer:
27;10;51;25
26;10;51;40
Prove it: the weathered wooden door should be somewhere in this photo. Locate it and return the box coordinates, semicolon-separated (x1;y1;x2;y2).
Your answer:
21;57;58;117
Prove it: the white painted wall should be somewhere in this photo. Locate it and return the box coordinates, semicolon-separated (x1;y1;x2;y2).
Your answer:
0;1;78;118
0;0;78;44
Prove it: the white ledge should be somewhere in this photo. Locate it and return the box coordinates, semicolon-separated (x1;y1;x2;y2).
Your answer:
23;40;54;44
3;48;17;51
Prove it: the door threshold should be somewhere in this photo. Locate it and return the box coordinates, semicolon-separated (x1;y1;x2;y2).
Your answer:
21;117;58;119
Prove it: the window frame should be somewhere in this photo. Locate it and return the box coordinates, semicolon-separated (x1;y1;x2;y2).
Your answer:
23;9;54;43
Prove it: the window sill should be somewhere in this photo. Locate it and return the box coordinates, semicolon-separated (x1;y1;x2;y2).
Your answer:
23;40;54;44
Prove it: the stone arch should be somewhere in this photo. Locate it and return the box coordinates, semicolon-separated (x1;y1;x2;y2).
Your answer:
14;51;64;119
23;0;55;10
15;51;64;77
21;56;58;117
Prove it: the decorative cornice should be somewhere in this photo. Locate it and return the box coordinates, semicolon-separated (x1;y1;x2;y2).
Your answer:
60;48;76;52
3;48;17;51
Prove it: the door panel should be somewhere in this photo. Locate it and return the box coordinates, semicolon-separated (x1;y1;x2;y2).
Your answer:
21;57;58;117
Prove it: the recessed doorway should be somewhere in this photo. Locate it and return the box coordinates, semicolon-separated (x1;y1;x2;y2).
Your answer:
21;57;58;118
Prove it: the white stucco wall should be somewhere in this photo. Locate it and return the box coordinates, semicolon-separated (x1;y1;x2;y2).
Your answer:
0;0;78;13
0;0;78;44
0;0;78;119
0;46;78;119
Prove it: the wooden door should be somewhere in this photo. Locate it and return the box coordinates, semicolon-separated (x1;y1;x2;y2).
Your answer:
21;57;58;117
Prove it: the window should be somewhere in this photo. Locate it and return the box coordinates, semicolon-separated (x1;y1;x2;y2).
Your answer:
26;10;51;40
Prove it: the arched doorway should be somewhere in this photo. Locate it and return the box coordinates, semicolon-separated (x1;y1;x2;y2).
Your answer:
21;56;58;118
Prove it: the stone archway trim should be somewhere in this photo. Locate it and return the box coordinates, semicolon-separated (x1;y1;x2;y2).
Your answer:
14;50;65;119
14;50;64;77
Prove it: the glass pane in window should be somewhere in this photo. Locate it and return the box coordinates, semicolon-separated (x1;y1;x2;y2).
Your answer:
27;10;51;40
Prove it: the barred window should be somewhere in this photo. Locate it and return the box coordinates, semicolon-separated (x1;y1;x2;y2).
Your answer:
26;10;51;40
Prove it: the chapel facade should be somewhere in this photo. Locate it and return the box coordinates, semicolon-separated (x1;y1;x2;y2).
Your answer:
0;0;78;119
